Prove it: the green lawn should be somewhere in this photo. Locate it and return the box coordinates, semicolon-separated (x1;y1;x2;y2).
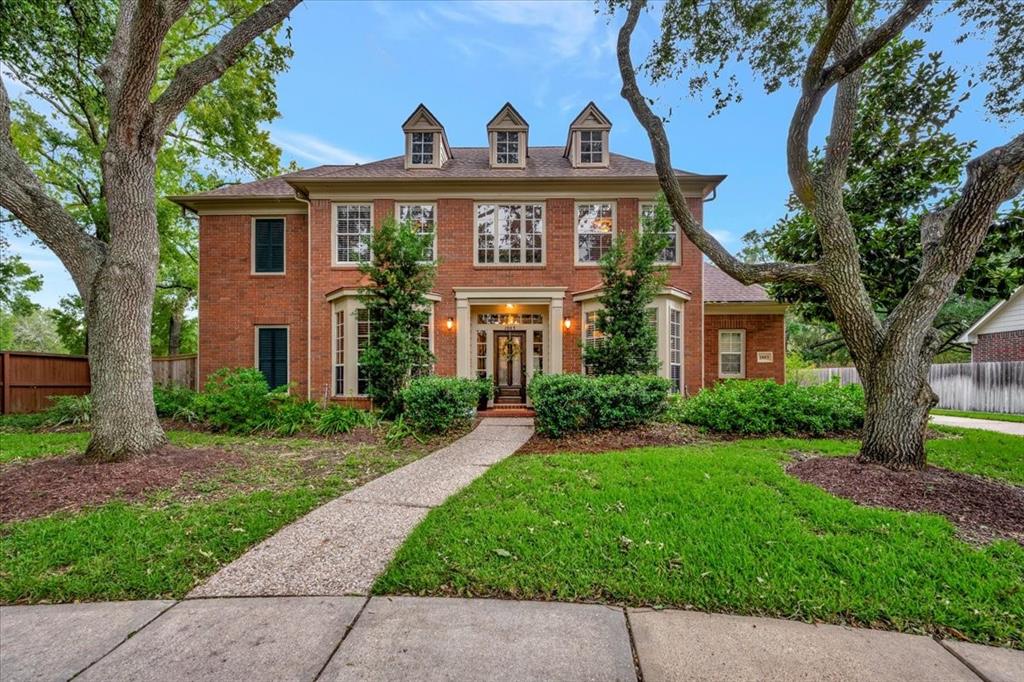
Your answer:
375;434;1024;647
932;408;1024;423
927;426;1024;485
0;428;451;603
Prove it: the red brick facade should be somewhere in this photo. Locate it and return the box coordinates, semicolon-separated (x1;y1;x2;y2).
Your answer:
703;313;785;384
197;196;784;399
972;330;1024;362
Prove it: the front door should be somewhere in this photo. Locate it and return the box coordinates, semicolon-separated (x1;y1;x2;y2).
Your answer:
494;331;527;403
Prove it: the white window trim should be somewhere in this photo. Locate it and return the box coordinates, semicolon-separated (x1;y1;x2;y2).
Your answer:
253;325;289;391
409;131;436;166
397;202;438;264
331;202;374;267
493;131;523;167
473;201;547;267
331;297;435;398
574;200;617;266
575;130;608;167
718;329;746;379
639;202;681;266
250;216;287;276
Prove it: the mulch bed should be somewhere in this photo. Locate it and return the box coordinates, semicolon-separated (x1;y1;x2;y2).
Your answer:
517;422;709;455
788;457;1024;545
0;446;245;523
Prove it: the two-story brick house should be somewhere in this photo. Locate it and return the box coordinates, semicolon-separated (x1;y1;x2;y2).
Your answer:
170;103;786;407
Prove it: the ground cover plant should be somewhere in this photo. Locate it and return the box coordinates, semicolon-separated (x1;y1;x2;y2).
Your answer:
0;423;465;603
931;409;1024;424
375;431;1024;648
669;379;864;436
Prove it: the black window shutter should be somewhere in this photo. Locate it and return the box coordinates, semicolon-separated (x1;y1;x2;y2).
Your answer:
254;219;285;272
258;328;288;388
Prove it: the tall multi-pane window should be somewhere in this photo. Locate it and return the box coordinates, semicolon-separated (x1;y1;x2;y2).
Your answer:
476;331;488;380
495;131;519;165
356;308;372;394
532;330;544;374
335;204;372;264
670;309;682;392
334;310;345;395
719;330;745;378
398;203;436;262
582;310;604;374
641;203;678;264
579;130;604;164
576;203;614;264
410;132;434;165
475;203;544;264
412;316;432;378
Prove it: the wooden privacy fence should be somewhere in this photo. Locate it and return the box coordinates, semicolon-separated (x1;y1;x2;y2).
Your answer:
797;361;1024;415
0;351;198;414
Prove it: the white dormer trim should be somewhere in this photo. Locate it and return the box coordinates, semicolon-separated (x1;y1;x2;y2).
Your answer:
564;102;612;169
402;104;452;170
487;102;529;169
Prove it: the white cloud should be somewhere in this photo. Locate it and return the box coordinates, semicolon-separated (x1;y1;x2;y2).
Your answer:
270;130;370;166
434;1;600;59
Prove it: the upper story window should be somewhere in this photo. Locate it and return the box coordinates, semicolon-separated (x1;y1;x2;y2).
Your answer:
575;202;615;264
476;203;544;265
410;132;434;165
641;202;679;265
252;217;285;274
398;203;436;262
495;131;520;165
335;203;372;265
579;130;604;165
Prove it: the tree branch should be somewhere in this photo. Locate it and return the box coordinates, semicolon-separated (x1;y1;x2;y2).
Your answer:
617;0;821;286
152;0;300;133
0;76;106;299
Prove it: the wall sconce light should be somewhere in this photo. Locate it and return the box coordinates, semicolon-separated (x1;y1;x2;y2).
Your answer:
563;317;572;330
446;317;454;331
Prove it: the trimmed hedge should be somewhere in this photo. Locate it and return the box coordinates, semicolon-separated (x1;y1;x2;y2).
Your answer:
528;374;670;437
670;378;864;435
401;376;486;434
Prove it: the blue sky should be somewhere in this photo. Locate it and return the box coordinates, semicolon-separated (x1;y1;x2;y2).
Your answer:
7;0;1014;308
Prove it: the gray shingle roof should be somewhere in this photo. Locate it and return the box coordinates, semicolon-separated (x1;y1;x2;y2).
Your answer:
704;264;773;303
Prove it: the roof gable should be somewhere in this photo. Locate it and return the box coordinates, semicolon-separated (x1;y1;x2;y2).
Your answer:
960;286;1024;342
486;102;528;131
569;101;612;130
401;103;444;131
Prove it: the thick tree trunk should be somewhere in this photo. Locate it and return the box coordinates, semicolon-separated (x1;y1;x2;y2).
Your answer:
81;144;166;462
856;353;937;470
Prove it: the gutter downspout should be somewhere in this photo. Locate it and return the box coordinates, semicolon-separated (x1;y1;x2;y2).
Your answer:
294;189;312;401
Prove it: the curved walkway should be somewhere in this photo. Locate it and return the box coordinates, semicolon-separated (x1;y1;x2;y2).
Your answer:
190;417;534;597
3;596;1021;681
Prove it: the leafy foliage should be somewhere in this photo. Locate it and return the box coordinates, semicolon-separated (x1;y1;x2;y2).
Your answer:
670;379;864;435
48;295;87;355
0;228;42;316
315;404;375;435
401;376;482;434
46;394;92;427
194;368;281;434
152;385;199;420
528;373;670;437
265;398;320;436
582;197;669;376
358;215;437;417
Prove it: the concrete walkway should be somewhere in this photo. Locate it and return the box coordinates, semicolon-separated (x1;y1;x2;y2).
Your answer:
930;414;1024;436
3;596;1021;681
190;417;534;597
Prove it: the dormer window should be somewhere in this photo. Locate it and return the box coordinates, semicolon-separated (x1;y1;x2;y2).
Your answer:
410;132;434;165
579;130;604;165
487;103;528;169
495;131;520;165
402;104;451;170
564;102;612;169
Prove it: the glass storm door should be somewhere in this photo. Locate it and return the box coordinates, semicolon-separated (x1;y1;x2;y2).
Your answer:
494;331;527;401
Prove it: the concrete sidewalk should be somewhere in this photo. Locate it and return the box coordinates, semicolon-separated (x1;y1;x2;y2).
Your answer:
2;596;1020;681
189;417;534;597
930;414;1024;436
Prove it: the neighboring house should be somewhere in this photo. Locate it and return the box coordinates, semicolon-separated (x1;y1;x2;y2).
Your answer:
170;102;787;407
959;287;1024;362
